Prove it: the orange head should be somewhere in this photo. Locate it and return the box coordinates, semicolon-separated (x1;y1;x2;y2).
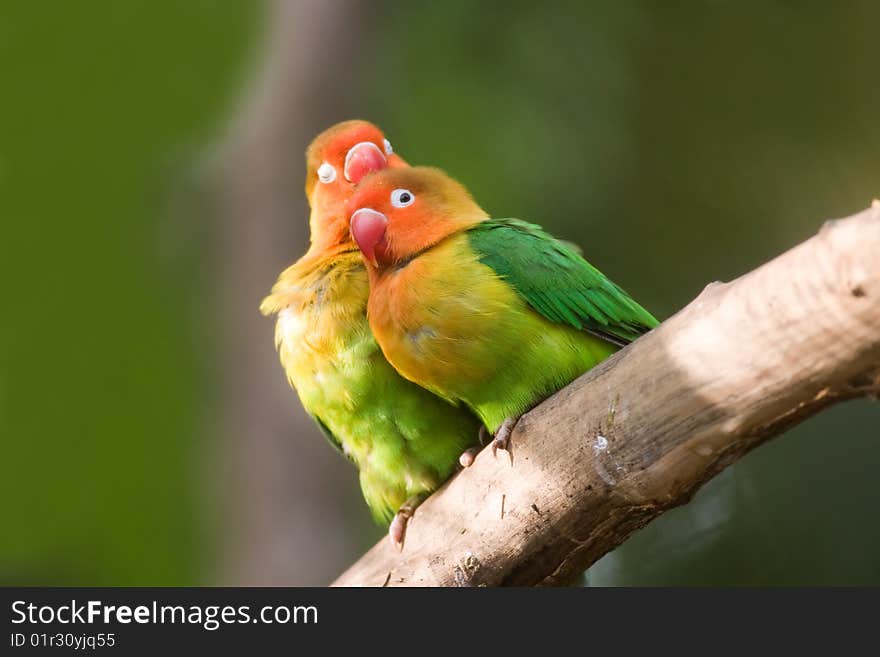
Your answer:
347;167;487;270
305;120;407;251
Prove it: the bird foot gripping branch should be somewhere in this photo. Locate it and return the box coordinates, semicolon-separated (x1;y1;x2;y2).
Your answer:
388;493;428;551
490;417;518;459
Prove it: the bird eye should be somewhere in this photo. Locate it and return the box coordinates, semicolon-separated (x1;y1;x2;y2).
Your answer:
390;188;415;208
317;162;337;184
383;138;393;156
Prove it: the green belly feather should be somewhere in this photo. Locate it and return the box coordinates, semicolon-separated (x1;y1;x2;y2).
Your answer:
275;256;481;524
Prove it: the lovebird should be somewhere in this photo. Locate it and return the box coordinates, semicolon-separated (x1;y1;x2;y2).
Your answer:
260;123;482;548
347;166;658;451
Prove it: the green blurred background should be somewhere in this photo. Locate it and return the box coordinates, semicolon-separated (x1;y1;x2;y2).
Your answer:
1;1;877;586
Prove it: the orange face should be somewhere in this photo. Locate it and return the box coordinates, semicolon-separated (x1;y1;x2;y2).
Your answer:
305;120;407;249
347;167;487;269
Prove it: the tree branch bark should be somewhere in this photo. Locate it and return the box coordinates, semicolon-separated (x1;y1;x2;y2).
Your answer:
333;203;880;587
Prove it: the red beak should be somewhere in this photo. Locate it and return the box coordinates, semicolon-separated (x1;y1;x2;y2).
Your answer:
344;142;387;183
350;208;388;267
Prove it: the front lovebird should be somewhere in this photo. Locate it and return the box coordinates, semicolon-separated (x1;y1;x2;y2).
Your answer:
260;123;482;548
348;166;659;450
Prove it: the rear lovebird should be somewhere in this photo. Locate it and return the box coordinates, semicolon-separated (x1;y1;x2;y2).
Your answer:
260;123;482;549
348;166;659;451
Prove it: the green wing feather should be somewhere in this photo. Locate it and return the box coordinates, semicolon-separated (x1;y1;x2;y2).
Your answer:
467;218;659;346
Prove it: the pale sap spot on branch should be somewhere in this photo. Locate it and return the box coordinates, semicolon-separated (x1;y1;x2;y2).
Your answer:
453;550;481;587
721;416;743;435
593;434;616;486
694;444;713;457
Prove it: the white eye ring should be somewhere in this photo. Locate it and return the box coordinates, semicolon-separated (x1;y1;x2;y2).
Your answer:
383;138;393;156
317;162;336;184
390;188;415;208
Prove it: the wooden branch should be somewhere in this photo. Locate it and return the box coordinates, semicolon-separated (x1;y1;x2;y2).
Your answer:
333;203;880;587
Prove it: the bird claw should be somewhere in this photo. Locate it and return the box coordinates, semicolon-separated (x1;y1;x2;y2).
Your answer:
491;417;518;464
388;507;413;551
387;494;427;551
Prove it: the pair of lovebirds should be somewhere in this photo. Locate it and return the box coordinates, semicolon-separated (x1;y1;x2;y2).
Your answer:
261;120;658;549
